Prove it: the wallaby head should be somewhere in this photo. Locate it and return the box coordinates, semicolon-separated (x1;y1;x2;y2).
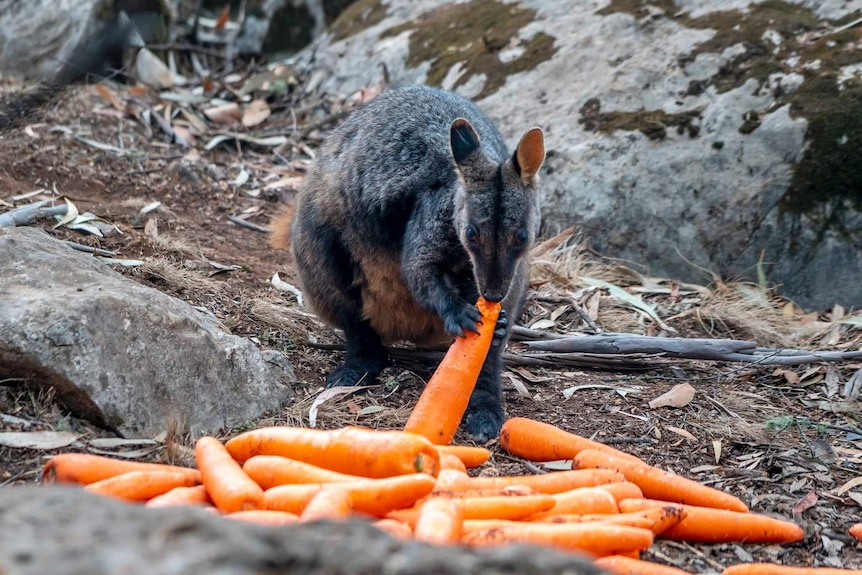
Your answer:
450;118;545;303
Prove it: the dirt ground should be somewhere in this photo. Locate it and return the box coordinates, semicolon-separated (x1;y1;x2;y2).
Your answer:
1;81;860;573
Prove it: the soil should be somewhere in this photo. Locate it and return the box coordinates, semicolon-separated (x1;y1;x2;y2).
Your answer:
0;82;860;573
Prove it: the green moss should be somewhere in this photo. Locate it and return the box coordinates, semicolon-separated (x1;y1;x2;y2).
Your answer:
382;0;558;99
330;0;388;42
596;0;679;18
782;80;862;217
578;97;701;140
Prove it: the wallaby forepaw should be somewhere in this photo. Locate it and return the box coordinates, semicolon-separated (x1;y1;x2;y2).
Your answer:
443;302;482;338
491;309;508;347
463;397;506;442
326;365;377;388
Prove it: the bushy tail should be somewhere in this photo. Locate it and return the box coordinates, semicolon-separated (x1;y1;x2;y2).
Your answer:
269;204;296;251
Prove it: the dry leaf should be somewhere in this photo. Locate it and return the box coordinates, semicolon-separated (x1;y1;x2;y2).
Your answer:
308;385;374;427
203;103;242;124
648;382;696;409
529;318;555;330
135;48;174;89
95;84;124;111
771;368;800;384
242;99;271;127
144;217;158;239
665;426;696;441
504;373;533;399
791;490;818;518
531;226;575;258
0;431;80;449
215;3;231;29
833;476;862;495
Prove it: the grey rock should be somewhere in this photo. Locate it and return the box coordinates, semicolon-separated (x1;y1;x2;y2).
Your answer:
0;227;294;436
0;0;168;82
289;0;862;309
0;486;606;575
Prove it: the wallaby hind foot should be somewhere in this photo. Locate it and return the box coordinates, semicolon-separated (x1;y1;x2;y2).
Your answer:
326;320;386;388
464;388;506;442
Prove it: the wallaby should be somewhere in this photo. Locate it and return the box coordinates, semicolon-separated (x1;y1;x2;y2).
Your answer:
271;85;545;441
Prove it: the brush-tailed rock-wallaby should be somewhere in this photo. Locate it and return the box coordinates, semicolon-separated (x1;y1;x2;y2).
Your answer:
271;86;545;441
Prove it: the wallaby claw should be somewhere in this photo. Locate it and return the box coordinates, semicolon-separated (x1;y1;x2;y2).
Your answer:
443;302;482;338
491;309;508;347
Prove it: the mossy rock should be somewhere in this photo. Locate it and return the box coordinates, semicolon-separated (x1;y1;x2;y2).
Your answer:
381;0;558;99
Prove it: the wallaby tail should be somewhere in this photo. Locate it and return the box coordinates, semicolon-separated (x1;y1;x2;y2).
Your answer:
269;203;296;251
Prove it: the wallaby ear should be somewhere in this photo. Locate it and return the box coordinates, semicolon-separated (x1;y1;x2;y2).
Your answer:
513;127;545;182
450;118;482;166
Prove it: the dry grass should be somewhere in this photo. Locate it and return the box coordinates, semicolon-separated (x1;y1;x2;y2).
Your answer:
526;235;855;349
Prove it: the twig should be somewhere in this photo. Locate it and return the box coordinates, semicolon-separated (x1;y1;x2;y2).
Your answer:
828;16;862;35
521;332;862;365
0;202;68;227
149;109;189;147
306;341;650;371
533;294;602;333
65;241;118;257
147;43;228;59
227;215;269;233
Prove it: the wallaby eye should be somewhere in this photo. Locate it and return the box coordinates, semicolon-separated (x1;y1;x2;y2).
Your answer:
514;229;528;246
466;225;479;244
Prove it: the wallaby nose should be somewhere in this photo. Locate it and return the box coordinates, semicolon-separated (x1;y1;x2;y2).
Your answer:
482;290;505;303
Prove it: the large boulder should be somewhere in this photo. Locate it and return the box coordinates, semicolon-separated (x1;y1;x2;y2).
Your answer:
0;487;605;575
0;226;294;436
294;0;862;309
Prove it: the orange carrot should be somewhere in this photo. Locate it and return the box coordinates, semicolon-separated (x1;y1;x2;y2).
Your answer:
256;484;321;515
404;297;501;445
225;510;299;526
84;470;197;502
433;485;539;498
372;518;413;540
462;522;654;557
535;506;686;535
300;485;354;521
574;449;749;512
528;487;619;519
619;498;804;543
264;473;436;517
393;491;556;525
42;453;200;485
435;445;490;468
722;565;862;575
595;555;694;575
461;494;556;520
145;485;212;508
195;436;264;513
850;523;862;542
414;498;464;545
439;452;468;473
225;426;440;478
242;455;363;489
597;481;644;502
500;417;643;462
433;468;625;494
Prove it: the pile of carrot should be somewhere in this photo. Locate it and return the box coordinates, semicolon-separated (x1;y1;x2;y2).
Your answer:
36;299;862;573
